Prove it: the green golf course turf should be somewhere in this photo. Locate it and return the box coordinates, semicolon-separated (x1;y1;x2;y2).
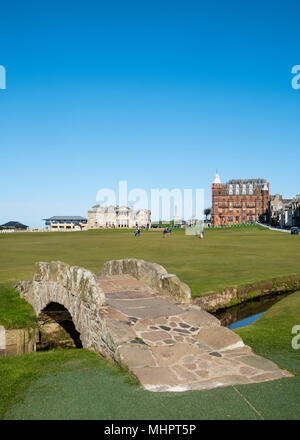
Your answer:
1;226;300;327
1;227;300;293
1;290;300;420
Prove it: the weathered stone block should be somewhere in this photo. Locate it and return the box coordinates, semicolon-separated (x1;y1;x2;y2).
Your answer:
116;343;156;368
180;307;220;329
196;326;244;351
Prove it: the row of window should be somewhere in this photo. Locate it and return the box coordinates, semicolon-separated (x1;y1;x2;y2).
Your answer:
213;209;260;215
214;190;263;197
212;216;255;222
214;202;260;207
213;196;263;202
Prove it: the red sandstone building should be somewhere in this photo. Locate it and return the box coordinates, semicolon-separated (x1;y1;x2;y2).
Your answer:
211;174;269;226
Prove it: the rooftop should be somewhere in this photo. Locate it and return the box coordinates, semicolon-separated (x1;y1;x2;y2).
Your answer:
227;178;268;184
1;221;29;229
43;216;87;221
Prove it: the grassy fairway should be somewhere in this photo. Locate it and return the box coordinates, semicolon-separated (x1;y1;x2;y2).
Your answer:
0;226;300;296
2;291;300;420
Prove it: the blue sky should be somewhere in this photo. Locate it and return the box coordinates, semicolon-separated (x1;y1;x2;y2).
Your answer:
0;0;299;227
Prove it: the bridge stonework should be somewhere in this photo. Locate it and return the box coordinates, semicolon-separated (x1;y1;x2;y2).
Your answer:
16;261;110;355
16;259;292;392
99;258;191;304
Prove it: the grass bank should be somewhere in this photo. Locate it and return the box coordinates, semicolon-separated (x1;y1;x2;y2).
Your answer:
235;290;300;375
0;284;36;328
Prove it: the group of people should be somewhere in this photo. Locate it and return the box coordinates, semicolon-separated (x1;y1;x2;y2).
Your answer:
134;226;204;239
163;227;172;238
134;226;172;238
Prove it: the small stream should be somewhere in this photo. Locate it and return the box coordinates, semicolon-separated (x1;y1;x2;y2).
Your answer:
213;291;292;330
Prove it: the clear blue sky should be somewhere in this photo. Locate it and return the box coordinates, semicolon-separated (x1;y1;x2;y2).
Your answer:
0;0;299;227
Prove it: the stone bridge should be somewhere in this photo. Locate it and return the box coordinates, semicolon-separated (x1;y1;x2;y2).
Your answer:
16;259;292;392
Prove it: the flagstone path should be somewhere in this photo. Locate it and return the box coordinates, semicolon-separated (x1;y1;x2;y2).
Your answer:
97;274;292;392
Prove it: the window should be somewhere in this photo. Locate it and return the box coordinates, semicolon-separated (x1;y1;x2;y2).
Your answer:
236;216;240;222
228;217;233;221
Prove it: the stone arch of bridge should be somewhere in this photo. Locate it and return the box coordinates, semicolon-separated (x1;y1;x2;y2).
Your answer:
39;301;83;348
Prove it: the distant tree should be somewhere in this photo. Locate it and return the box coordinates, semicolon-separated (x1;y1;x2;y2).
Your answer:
204;208;211;220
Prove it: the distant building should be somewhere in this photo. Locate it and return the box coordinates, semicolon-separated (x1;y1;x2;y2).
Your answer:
269;194;292;226
278;195;300;228
43;216;87;231
0;221;28;231
211;174;269;226
87;205;151;229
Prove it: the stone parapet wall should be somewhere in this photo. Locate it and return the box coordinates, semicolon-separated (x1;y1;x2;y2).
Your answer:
0;326;39;357
99;259;191;304
33;261;106;307
194;275;300;312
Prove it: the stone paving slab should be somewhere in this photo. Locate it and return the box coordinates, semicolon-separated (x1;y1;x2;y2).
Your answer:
98;275;154;295
104;290;155;300
105;297;185;319
97;274;292;392
195;326;244;351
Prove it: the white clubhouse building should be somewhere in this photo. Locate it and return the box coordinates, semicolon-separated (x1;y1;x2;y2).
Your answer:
87;205;151;229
